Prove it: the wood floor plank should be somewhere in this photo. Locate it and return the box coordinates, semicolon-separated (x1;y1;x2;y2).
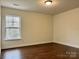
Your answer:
1;43;79;59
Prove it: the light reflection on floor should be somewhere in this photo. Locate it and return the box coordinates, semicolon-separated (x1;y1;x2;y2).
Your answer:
4;49;22;59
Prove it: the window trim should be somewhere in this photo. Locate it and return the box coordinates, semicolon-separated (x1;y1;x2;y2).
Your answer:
4;15;22;41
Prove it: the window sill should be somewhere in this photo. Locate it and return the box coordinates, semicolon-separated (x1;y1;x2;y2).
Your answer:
4;39;21;41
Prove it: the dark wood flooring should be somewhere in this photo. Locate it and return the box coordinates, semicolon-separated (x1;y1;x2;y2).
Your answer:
1;43;79;59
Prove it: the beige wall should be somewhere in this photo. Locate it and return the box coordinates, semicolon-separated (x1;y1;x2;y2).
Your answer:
53;8;79;48
2;7;79;49
0;6;1;53
2;7;53;49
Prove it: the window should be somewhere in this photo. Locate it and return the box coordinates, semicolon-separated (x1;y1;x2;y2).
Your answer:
5;15;21;40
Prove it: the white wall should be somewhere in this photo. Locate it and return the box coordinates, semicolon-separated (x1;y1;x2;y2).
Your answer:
53;8;79;48
2;7;53;49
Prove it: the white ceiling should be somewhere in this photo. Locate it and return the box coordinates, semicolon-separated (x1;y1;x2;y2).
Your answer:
1;0;79;15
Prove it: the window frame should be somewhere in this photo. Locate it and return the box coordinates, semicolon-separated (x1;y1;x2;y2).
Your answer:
4;15;22;41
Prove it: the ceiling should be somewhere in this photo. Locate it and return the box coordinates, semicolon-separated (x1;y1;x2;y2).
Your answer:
1;0;79;15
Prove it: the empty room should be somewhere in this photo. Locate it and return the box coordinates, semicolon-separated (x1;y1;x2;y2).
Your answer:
1;0;79;59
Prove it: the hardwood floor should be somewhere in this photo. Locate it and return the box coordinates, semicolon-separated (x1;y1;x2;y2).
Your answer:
1;43;79;59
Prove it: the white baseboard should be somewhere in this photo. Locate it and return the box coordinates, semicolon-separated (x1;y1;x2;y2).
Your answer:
53;41;79;48
2;41;52;49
